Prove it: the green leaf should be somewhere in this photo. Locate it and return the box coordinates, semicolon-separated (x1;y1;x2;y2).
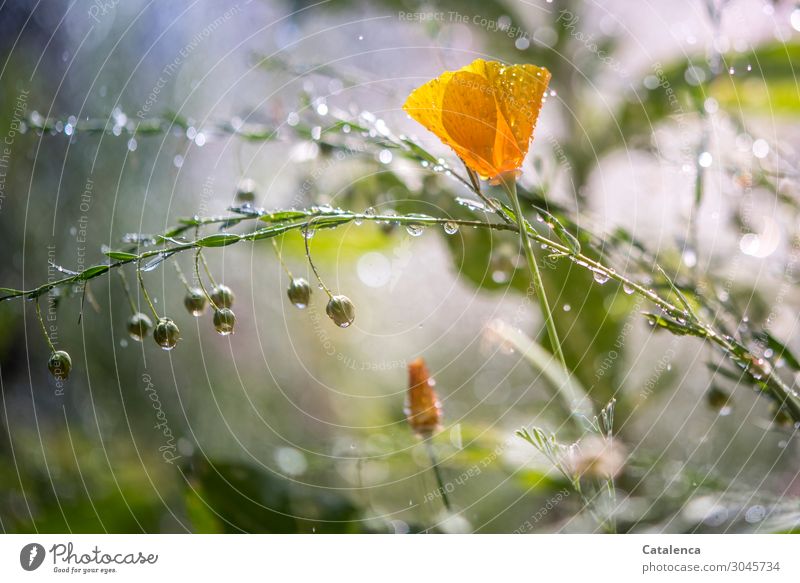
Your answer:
535;206;581;254
259;210;309;223
644;312;705;338
488;320;594;421
753;331;800;371
77;265;110;281
401;138;440;165
104;251;139;261
196;233;241;247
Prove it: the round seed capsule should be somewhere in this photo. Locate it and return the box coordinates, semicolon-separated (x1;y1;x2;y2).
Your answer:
47;350;72;381
706;387;729;410
235;178;257;202
184;288;207;316
326;295;355;328
210;284;235;309
213;308;236;335
287;278;312;309
127;312;153;342
153;317;180;350
769;402;793;428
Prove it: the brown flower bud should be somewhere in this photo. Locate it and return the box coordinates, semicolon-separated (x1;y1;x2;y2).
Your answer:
405;357;442;437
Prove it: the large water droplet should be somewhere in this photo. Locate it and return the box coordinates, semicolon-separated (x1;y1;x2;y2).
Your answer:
592;270;610;285
406;224;424;237
443;222;459;235
623;283;634;295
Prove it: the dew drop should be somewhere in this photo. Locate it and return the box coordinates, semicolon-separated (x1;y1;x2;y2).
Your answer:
443;222;459;235
622;283;635;295
364;207;376;217
406;224;424;237
303;226;316;239
562;304;571;312
491;270;509;284
378;149;393;164
592;270;610;285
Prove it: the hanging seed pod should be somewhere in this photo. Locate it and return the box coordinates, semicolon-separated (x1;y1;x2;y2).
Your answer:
235;178;257;202
153;317;180;350
326;294;355;328
213;308;236;336
287;277;312;309
127;312;153;342
184;288;207;316
47;350;72;381
405;357;442;437
769;402;794;428
210;284;235;309
706;386;731;415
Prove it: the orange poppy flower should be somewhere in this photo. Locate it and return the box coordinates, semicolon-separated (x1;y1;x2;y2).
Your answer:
405;357;442;437
403;59;551;179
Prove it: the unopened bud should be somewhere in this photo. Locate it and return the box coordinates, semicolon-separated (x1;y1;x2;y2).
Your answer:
235;178;257;202
153;317;180;350
48;350;72;381
210;284;235;309
213;308;236;335
127;312;153;342
184;288;207;316
405;357;442;437
326;294;355;328
287;278;312;309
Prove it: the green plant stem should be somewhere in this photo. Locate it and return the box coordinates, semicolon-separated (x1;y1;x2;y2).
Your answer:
34;300;56;352
116;270;138;314
500;175;569;381
173;262;193;292
3;206;798;424
424;439;451;513
303;219;333;299
194;249;218;310
136;268;160;321
199;251;218;288
271;239;294;279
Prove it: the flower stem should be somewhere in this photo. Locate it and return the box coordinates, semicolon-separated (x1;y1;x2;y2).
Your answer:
500;176;569;379
136;268;160;321
195;249;219;310
35;300;56;352
424;439;451;513
303;219;333;299
116;270;139;315
271;239;294;279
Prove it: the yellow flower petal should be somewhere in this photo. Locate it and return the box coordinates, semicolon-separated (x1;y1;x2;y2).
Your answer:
403;59;551;178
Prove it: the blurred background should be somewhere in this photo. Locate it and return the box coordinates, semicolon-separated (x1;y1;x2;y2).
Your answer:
1;0;800;533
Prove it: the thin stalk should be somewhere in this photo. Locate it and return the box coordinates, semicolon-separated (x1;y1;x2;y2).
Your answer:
35;300;56;352
116;270;138;314
199;252;218;289
194;249;218;310
271;239;294;279
500;175;569;381
424;439;451;513
136;268;160;321
2;206;798;423
173;262;193;292
303;219;333;299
